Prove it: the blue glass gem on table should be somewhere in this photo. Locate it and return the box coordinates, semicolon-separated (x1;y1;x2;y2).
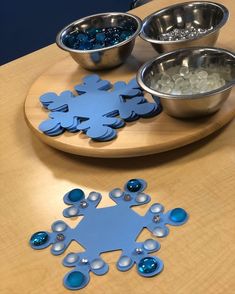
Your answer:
138;257;159;275
30;231;49;247
169;208;187;223
127;179;142;192
67;189;85;202
38;75;162;141
62;26;136;51
66;271;85;289
29;179;188;290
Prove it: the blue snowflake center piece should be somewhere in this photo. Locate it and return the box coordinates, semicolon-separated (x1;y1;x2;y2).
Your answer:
29;179;188;290
38;75;162;141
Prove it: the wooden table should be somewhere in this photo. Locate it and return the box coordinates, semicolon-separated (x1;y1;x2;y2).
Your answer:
1;1;235;293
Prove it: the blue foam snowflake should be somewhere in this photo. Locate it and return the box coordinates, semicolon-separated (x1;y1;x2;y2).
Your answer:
30;179;188;290
39;75;161;141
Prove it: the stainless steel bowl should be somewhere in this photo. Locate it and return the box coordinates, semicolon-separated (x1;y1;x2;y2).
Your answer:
137;47;235;118
140;1;229;53
56;12;142;70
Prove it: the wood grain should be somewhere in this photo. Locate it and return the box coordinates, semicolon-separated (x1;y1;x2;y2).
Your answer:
1;1;235;294
24;53;235;158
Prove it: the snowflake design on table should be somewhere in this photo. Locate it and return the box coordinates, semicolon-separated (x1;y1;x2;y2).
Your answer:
39;75;161;141
29;179;188;290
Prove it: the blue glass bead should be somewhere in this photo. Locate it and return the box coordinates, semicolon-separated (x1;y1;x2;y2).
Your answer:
113;33;121;39
104;37;112;45
66;271;85;288
120;31;132;41
109;39;120;46
68;189;85;202
138;257;159;274
169;208;187;223
73;41;80;49
127;179;142;192
30;231;49;246
96;32;105;42
93;42;105;49
63;35;76;48
77;33;88;42
78;41;92;50
86;28;97;36
113;27;122;34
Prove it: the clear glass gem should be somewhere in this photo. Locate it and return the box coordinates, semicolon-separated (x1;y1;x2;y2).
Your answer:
143;239;159;251
135;193;148;203
179;66;189;77
161;86;171;94
172;74;181;81
90;259;105;270
152;226;168;237
88;192;100;201
52;221;67;232
150;203;163;213
118;256;132;268
67;206;78;216
160;73;171;84
197;70;208;79
111;188;123;198
65;253;78;264
52;242;65;252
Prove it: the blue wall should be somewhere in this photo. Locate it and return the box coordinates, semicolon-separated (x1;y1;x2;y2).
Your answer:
0;0;130;65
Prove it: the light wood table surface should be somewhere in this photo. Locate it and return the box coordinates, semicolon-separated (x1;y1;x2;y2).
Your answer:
1;1;235;293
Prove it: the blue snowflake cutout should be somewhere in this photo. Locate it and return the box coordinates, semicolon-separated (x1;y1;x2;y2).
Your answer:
38;75;162;141
29;179;189;291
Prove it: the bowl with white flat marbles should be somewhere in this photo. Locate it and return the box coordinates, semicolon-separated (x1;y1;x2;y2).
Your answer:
137;47;235;118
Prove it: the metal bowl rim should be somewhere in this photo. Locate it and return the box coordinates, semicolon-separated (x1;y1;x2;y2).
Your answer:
137;46;235;100
139;1;229;44
56;12;142;54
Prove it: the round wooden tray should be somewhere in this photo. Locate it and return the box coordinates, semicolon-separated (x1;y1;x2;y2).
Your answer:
25;40;235;158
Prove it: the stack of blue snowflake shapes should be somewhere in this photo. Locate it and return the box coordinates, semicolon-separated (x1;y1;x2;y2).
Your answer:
39;74;161;141
30;178;188;291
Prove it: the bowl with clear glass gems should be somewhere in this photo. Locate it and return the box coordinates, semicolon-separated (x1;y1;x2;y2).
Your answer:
140;1;229;53
137;47;235;118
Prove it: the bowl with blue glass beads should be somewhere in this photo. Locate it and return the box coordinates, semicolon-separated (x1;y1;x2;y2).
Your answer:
56;12;142;70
